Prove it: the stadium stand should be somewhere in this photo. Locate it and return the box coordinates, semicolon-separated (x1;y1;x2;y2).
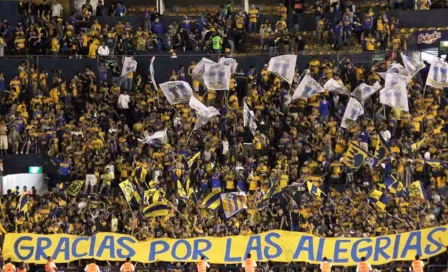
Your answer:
0;0;447;271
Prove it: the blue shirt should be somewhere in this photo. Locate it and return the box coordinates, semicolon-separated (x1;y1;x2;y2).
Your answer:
319;100;331;116
152;22;164;35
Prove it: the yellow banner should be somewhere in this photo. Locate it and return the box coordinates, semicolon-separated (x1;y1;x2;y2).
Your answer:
4;226;447;266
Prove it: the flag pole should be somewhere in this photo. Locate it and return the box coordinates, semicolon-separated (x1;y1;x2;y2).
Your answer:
422;84;427;99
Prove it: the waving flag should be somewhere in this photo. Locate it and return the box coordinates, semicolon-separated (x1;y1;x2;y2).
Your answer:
202;191;221;210
143;201;169;217
121;56;138;77
221;192;248;218
219;57;239;74
410;136;426;152
177;179;187;199
323;78;349;95
368;189;387;210
409;181;426;200
426;57;448;88
343;141;369;170
292;74;325;100
160;81;193;105
379;73;409;111
18;193;28;212
189;96;220;130
384;176;404;194
119;180;135;203
401;52;425;76
192;58;216;85
306;181;323;197
65;180;85;197
243;101;257;134
138;129;168;147
424;159;448;169
374;133;390;165
267;54;297;84
203;63;232;90
352;82;381;102
149;57;158;91
341;97;364;129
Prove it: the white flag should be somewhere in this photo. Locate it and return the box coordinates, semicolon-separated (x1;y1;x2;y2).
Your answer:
243;101;257;134
351;81;381;102
401;52;425;76
292;74;325;100
159;81;193;105
323;78;349;95
189;95;209;113
138;129;168;147
194;107;220;130
203;63;232;90
426;57;448;88
267;54;297;84
149;57;158;91
191;58;215;86
379;73;409;111
378;63;412;84
341;97;365;128
219;57;239;74
121;56;138;77
189;96;220;130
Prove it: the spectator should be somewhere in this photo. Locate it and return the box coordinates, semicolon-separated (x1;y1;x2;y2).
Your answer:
51;0;63;20
97;41;110;57
96;0;104;17
248;5;259;34
114;3;127;17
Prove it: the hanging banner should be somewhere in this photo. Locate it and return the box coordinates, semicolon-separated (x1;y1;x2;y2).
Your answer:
4;226;447;266
415;30;448;50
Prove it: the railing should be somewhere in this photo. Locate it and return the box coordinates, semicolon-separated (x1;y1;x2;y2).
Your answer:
30;263;448;272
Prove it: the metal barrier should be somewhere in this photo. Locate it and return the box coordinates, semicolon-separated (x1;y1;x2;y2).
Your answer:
428;264;448;272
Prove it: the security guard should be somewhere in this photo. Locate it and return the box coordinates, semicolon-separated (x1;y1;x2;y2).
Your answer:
45;256;57;272
120;257;135;272
197;256;210;272
356;256;372;272
320;257;332;272
2;258;16;272
411;255;424;272
242;253;257;272
84;258;100;272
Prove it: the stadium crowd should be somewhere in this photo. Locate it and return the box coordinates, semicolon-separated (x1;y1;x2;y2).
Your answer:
0;50;448;270
0;0;422;56
0;0;447;271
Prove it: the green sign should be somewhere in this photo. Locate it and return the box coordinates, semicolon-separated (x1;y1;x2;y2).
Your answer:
29;166;42;174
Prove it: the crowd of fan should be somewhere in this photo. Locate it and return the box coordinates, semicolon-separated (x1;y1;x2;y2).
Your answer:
1;0;438;57
0;49;447;270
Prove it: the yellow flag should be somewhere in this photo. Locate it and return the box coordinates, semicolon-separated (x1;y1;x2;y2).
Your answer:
65;180;85;197
119;180;135;203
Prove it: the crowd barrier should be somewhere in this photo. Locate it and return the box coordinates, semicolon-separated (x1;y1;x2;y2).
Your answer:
0;0;447;31
0;52;378;84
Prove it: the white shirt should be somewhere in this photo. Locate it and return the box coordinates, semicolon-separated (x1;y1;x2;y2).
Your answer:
356;262;372;272
380;129;391;142
51;3;63;17
98;45;110;56
222;140;229;154
118;94;130;109
48;262;57;270
120;263;135;272
84;264;100;272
